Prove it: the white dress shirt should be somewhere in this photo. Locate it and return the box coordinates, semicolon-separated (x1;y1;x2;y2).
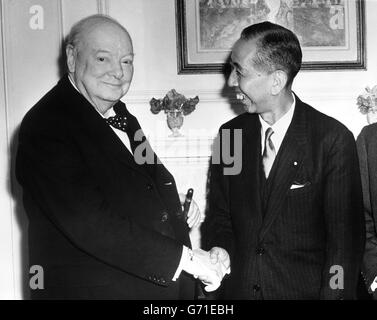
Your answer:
259;94;296;157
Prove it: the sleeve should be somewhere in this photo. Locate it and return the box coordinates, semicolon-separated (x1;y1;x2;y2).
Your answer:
172;246;189;281
356;128;377;289
319;128;365;299
202;130;235;257
16;127;183;286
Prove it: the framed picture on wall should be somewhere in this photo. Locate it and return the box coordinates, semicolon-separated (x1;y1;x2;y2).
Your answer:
176;0;366;74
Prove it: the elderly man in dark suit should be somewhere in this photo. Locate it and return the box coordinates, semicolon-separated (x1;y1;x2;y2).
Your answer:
204;21;365;299
16;14;224;299
357;123;377;299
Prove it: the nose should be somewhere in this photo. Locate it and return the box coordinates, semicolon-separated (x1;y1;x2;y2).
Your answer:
228;68;238;88
110;61;124;80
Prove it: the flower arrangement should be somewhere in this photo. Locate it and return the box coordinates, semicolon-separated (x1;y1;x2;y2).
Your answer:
149;89;199;137
357;86;377;115
150;89;199;116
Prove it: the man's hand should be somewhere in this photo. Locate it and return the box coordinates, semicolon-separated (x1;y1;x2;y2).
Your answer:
179;193;203;228
194;248;227;292
182;248;225;292
183;248;230;292
209;247;231;277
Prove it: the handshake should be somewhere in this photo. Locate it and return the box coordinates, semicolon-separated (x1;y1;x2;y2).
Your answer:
183;247;230;292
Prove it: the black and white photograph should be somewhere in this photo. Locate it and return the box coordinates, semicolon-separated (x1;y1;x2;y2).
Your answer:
0;0;376;310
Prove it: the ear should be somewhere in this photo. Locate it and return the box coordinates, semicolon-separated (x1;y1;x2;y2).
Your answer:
66;44;76;73
271;70;288;95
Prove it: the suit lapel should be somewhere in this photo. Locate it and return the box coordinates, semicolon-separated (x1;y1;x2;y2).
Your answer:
259;95;309;241
61;76;151;179
117;101;188;235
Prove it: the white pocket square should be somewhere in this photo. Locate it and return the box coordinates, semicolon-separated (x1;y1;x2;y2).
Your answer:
164;182;173;185
290;184;306;189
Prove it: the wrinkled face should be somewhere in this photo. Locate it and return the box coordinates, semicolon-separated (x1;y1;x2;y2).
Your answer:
67;23;134;112
228;39;274;114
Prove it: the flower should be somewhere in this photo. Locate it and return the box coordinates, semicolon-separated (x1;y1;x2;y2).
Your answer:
150;98;163;114
357;85;377;115
149;89;199;116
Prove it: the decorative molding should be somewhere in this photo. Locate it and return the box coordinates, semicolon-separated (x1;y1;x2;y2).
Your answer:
127;89;228;104
0;0;16;299
0;1;9;124
57;0;64;39
149;135;215;159
125;89;359;105
157;156;211;166
97;0;109;15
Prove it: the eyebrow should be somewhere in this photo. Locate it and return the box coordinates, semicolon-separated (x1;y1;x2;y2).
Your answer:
230;60;244;72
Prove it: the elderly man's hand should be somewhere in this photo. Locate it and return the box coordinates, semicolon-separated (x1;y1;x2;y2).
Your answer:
209;247;231;277
193;249;227;292
179;193;203;228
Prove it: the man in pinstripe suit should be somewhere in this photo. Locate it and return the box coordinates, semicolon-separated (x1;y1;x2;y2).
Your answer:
357;124;377;299
204;22;365;299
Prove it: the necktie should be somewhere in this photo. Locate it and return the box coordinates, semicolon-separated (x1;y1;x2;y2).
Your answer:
262;127;276;178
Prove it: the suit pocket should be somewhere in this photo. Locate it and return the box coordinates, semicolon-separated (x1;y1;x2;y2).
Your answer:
287;184;313;196
283;183;322;238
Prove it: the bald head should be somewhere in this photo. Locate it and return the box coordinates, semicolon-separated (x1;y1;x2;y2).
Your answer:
66;14;132;52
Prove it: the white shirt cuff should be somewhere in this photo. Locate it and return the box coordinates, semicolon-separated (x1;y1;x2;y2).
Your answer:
172;246;190;281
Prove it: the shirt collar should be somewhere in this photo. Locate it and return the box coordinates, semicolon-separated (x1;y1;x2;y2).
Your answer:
259;93;296;154
68;73;80;93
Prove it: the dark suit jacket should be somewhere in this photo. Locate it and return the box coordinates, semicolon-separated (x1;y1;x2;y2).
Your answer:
16;75;195;299
204;95;365;299
356;124;377;295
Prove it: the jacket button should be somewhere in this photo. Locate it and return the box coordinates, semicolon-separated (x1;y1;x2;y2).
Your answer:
147;183;153;190
253;284;261;292
161;213;169;222
256;247;265;255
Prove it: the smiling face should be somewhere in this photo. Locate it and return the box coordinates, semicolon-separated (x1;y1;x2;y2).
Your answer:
228;38;274;114
66;22;134;114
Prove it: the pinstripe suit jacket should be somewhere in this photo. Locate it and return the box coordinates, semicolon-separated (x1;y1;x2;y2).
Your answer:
357;124;377;295
205;95;365;299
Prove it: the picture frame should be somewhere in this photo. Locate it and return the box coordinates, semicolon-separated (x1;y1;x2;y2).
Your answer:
176;0;366;74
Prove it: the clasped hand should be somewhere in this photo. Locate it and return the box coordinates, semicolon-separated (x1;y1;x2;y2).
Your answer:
190;247;231;292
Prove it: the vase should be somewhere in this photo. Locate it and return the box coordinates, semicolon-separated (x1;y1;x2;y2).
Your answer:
367;111;377;124
166;110;184;137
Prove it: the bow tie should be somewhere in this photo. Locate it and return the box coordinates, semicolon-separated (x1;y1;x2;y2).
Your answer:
105;103;128;132
106;114;128;132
